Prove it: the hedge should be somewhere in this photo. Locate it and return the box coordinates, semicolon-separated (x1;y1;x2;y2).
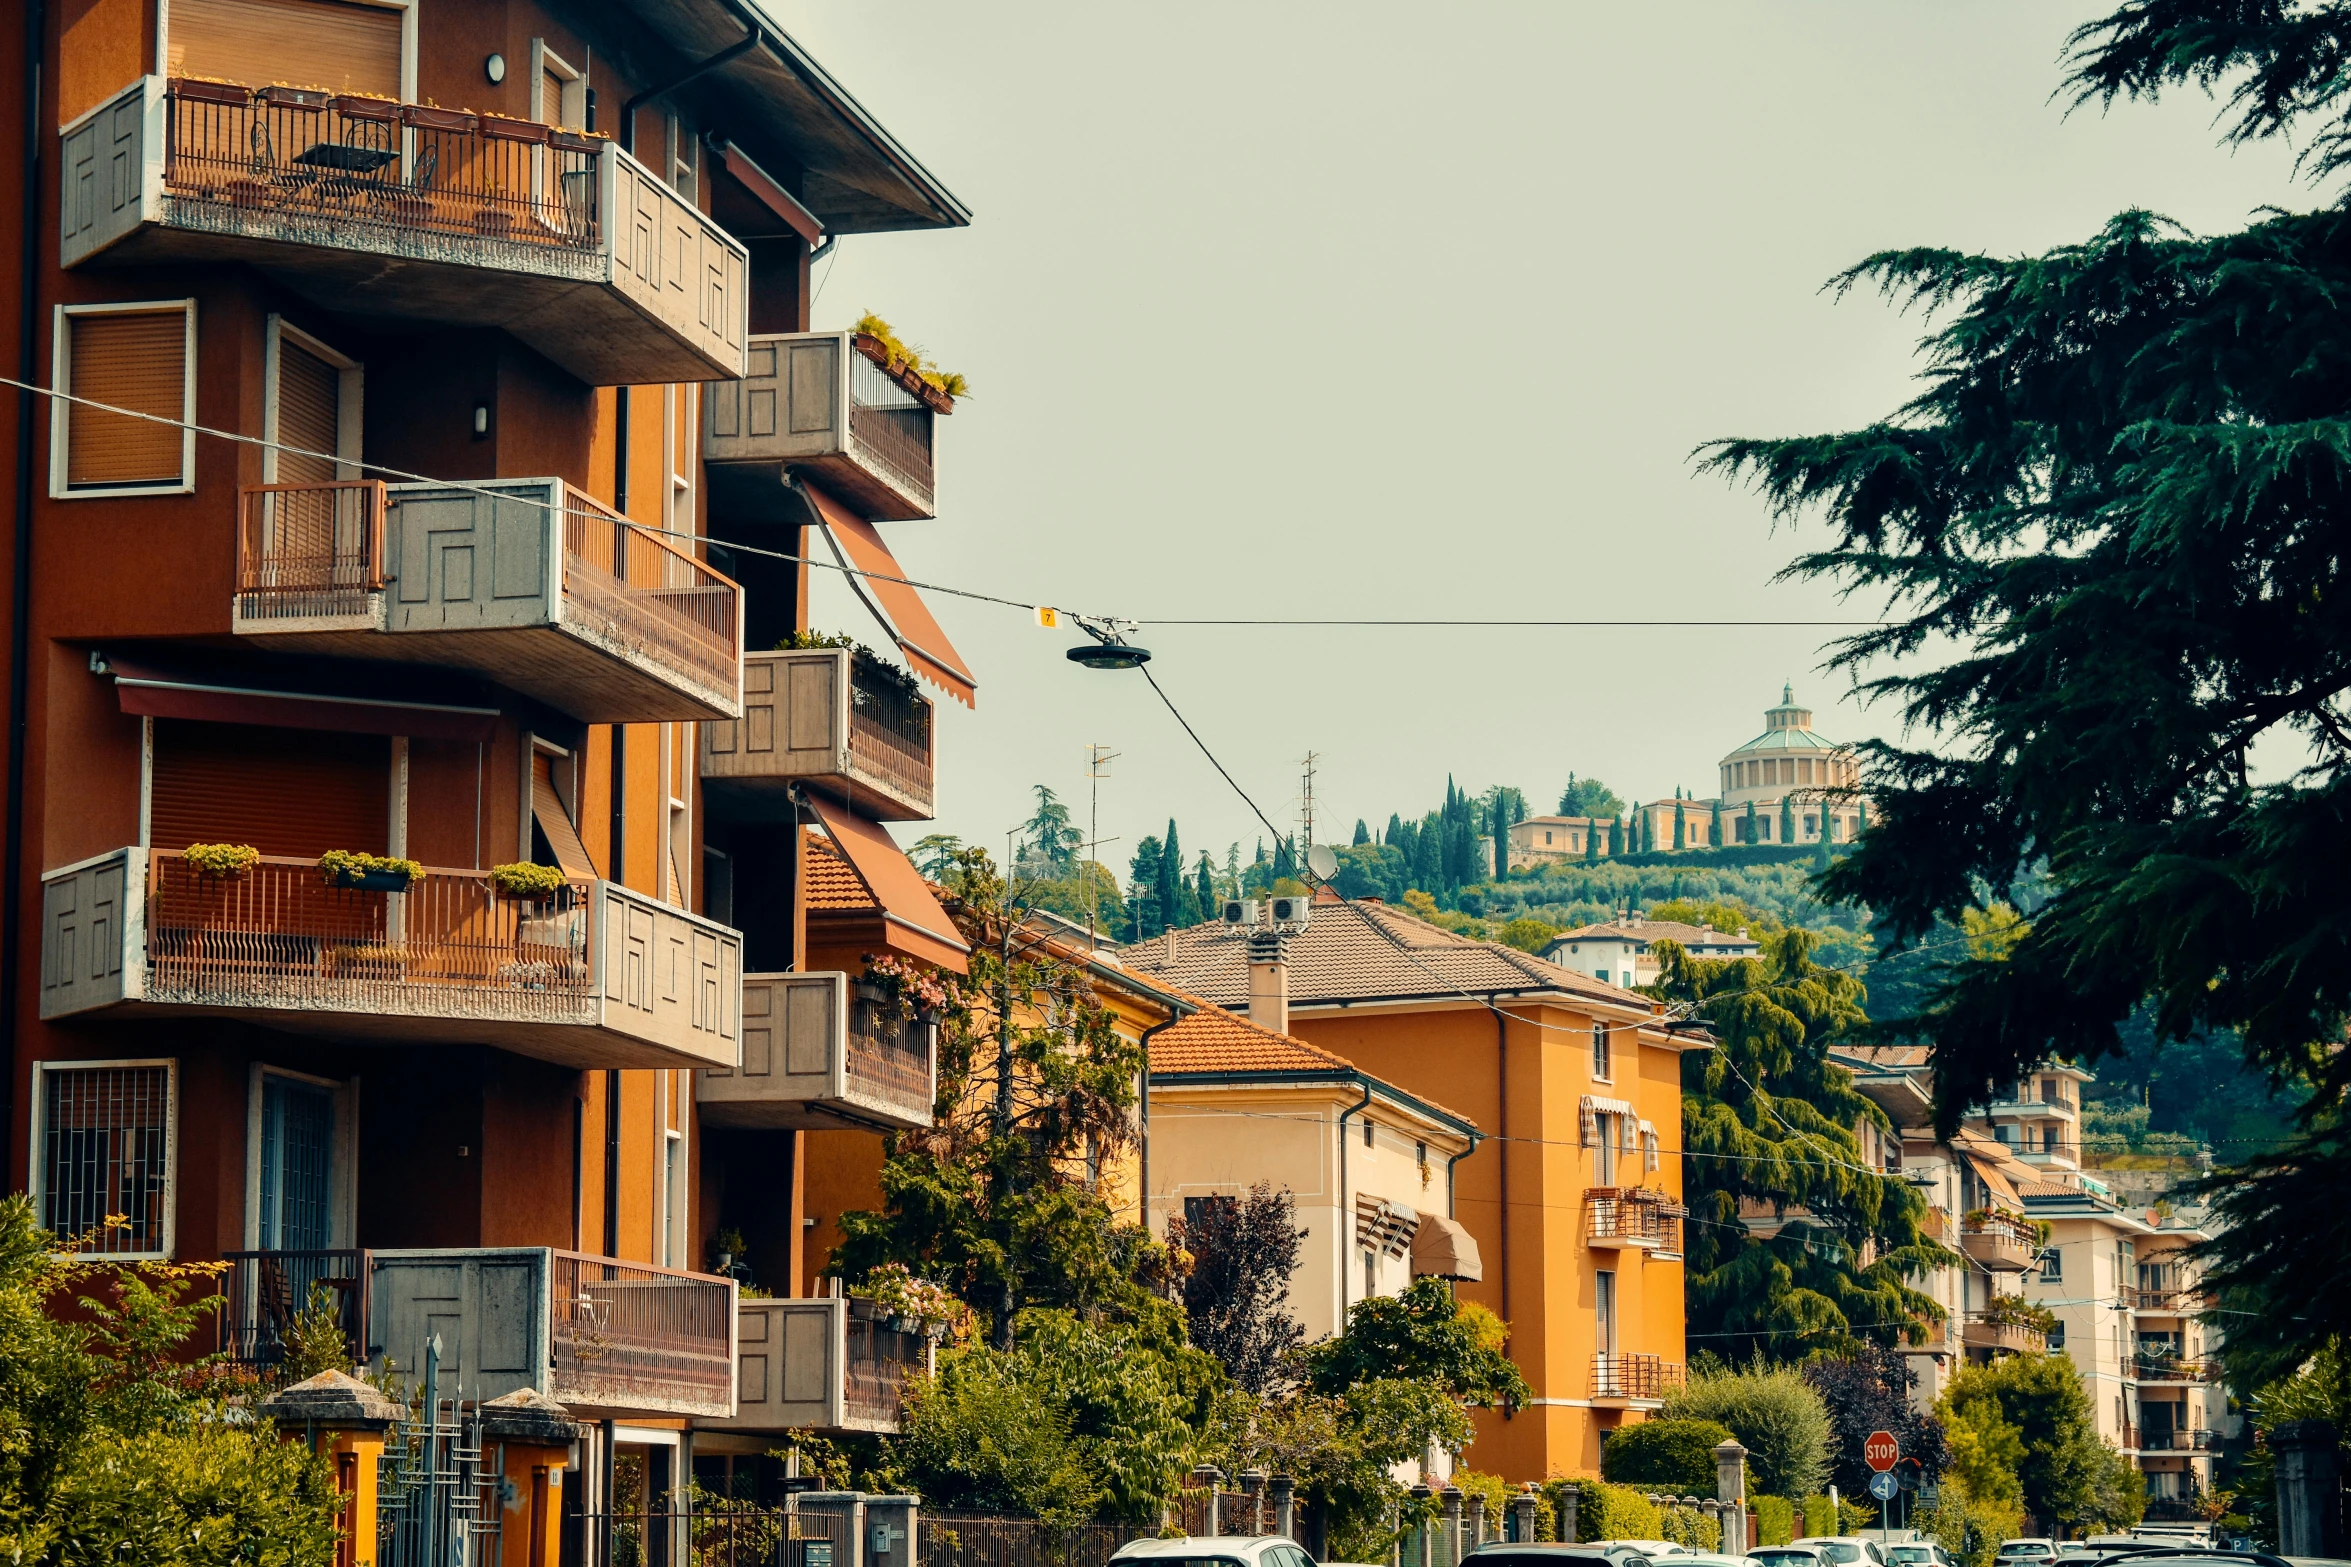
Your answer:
1601;1419;1736;1494
1752;1495;1796;1547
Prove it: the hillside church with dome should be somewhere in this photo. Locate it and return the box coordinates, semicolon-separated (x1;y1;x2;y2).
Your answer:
1505;686;1867;868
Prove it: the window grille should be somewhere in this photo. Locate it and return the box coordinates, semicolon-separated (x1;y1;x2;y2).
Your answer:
39;1063;173;1254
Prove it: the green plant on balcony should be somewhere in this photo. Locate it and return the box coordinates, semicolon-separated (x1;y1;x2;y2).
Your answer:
184;842;260;879
852;312;969;404
1977;1296;2060;1335
777;629;860;651
489;862;568;901
317;850;423;891
852;1261;971;1341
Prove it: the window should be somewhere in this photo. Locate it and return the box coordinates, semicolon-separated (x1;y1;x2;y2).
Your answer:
1595;1268;1618;1354
1592;1022;1611;1081
667;112;698;200
1596;1113;1619;1186
663;1128;683;1268
2041;1246;2063;1283
52;302;196;496
35;1061;176;1257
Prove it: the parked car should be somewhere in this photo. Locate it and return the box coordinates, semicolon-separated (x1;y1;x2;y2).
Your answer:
1605;1545;1692;1561
1887;1546;1959;1567
1997;1542;2061;1567
1462;1549;1649;1567
1673;1555;1769;1567
1112;1540;1318;1567
1794;1540;1892;1567
1751;1547;1832;1567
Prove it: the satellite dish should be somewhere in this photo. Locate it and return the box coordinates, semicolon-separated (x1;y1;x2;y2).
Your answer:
1306;844;1339;880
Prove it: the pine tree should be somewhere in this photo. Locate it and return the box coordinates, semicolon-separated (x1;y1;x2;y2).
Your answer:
1195;852;1217;921
1159;819;1185;932
1272;836;1296;881
1129;835;1164;939
1352;820;1371;846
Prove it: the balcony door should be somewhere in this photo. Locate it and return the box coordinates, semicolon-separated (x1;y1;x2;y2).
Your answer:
250;1069;353;1252
260;320;365;596
165;0;407;99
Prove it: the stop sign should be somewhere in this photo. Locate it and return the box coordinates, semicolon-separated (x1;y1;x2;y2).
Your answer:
1865;1431;1900;1473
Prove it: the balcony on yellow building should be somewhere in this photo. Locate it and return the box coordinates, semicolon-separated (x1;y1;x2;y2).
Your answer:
1584;1187;1683;1253
40;847;743;1072
230;480;742;723
1591;1351;1685;1407
696;972;936;1133
1960;1312;2047;1356
704;331;941;522
697;1296;930;1435
701;648;933;821
62;78;747;384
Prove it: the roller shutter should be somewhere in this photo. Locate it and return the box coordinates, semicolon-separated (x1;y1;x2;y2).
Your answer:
151;720;389;859
66;310;187;490
165;0;403;98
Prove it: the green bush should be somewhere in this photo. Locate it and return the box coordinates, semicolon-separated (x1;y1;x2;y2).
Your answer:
1663;1361;1833;1498
1602;1417;1735;1492
1570;1479;1664;1542
1752;1494;1796;1547
1799;1494;1836;1537
1658;1503;1716;1549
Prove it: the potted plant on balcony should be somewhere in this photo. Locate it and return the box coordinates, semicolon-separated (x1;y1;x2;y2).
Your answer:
849;313;968;414
325;942;405;981
856;953;949;1024
318;850;423;892
399;101;477;134
184;843;261;881
257;83;333;110
853;1262;965;1342
330;92;400;123
170;76;253;106
490;862;568;905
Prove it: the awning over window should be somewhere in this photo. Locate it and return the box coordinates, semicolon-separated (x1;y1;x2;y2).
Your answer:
104;653;501;742
1955;1130;2026;1208
1579;1093;1637;1147
532;751;598;879
804;482;977;708
806;795;970;973
1412;1213;1483;1282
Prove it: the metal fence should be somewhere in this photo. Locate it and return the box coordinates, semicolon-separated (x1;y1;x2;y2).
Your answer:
847;653;934;806
843;1299;930;1426
235;481;388;620
550;1251;737;1414
1591;1351;1684;1399
1584;1188;1682;1249
377;1386;501;1567
847;1002;936;1111
919;1513;1151;1567
161;79;604;266
218;1248;369;1370
567;1503;846;1567
145;851;599;1022
846;349;936;505
560;484;740;696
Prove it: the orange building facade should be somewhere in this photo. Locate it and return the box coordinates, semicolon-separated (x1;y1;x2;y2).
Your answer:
3;0;977;1549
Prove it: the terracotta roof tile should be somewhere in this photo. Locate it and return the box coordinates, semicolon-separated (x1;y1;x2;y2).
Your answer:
1119;897;1645;1011
805;834;876;911
1149;1005;1355;1075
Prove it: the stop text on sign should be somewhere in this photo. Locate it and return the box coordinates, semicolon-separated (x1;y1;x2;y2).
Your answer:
1864;1431;1899;1473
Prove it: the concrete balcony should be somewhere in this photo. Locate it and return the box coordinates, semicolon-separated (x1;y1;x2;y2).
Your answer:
368;1248;735;1419
1960;1215;2038;1272
1961;1314;2047;1356
697;972;936;1133
61;77;746;384
701;649;932;821
700;1296;930;1435
704;331;939;521
1584;1188;1683;1253
231;479;741;723
40;847;743;1072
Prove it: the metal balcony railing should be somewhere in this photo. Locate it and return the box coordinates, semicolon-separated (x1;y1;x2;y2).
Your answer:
235;481;387;621
846;347;936;506
550;1250;737;1414
1591;1351;1683;1400
850;993;938;1110
558;485;740;701
219;1248;369;1370
848;654;936;810
702;648;933;821
1961;1312;2049;1355
2133;1352;2220;1383
844;1297;930;1427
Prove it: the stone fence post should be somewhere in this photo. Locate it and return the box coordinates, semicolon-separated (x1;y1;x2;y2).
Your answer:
1271;1474;1297;1540
1510;1487;1539;1543
1193;1465;1225;1537
2274;1419;2344;1558
262;1370;403;1567
1555;1482;1582;1544
1714;1440;1750;1556
1440;1485;1465;1567
1409;1483;1435;1567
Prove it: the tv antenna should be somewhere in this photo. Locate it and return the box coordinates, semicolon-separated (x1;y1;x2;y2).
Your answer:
1084;743;1121;947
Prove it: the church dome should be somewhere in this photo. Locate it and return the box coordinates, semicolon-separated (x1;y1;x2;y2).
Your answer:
1717;684;1857;805
1724;683;1844;759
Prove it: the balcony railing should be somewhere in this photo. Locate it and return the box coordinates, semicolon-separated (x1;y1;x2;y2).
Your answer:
1960;1214;2039;1272
232;478;743;722
219;1248;369;1370
699;972;937;1133
1961;1313;2048;1356
1591;1352;1683;1401
1585;1187;1683;1251
62;78;747;384
703;648;934;821
41;847;743;1072
701;1296;930;1434
2133;1353;2221;1384
704;331;939;521
2127;1285;2202;1313
369;1247;735;1419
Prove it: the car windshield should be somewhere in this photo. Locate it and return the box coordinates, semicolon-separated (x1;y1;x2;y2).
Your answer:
1890;1552;1935;1563
1811;1549;1864;1565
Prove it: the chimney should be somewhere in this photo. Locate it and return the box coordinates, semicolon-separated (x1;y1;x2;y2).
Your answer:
1246;929;1289;1036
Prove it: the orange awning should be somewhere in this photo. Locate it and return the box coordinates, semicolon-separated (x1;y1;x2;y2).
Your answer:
807;796;971;973
804;482;978;708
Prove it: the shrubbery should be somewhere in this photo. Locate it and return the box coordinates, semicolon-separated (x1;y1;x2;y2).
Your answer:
1663;1360;1833;1498
1602;1417;1736;1492
1752;1494;1796;1546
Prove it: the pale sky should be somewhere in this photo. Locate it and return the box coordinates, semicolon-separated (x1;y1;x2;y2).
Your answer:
785;3;2309;873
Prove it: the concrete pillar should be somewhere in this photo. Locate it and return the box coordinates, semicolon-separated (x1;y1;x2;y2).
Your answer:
865;1496;920;1567
1556;1482;1582;1544
1410;1483;1436;1567
477;1389;587;1567
2274;1419;2344;1558
1271;1474;1297;1541
262;1371;402;1567
1714;1441;1750;1556
1510;1488;1539;1544
1440;1485;1465;1567
1241;1469;1268;1536
1194;1466;1226;1537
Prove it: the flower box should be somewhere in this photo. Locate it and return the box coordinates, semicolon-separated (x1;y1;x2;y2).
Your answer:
472;207;516;238
224;177;273;209
170;77;252;106
330;93;401;122
478;114;549;144
400;103;478;133
548;129;605;154
257;84;333;109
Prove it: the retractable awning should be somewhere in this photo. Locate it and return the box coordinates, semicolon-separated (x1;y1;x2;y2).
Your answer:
803;483;978;708
103;654;501;742
806;795;970;973
1412;1213;1484;1282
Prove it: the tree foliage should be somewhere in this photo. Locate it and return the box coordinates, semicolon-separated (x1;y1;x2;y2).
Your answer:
1167;1184;1305;1396
1938;1354;2141;1533
1601;1417;1735;1493
1654;930;1951;1359
1298;1277;1531;1412
1801;1343;1949;1499
1664;1356;1835;1498
1703;0;2351;1371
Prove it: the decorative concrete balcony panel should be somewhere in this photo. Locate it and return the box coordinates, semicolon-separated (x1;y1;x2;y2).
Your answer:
698;972;935;1133
231;479;741;723
368;1247;735;1419
699;1297;928;1435
61;78;747;384
1959;1218;2037;1272
701;649;932;821
704;332;937;521
1961;1315;2047;1355
41;847;742;1072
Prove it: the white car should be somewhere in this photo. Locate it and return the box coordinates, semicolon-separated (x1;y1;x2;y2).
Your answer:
1112;1540;1318;1567
1994;1541;2060;1567
1793;1541;1890;1567
1751;1549;1831;1567
1604;1545;1691;1561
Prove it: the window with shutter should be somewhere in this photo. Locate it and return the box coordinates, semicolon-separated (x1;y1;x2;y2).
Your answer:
58;307;190;493
165;0;403;98
151;720;389;859
274;340;341;488
531;750;598;879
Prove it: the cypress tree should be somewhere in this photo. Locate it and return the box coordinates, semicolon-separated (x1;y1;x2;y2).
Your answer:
1744;799;1759;845
1781;794;1797;846
1639;807;1654;855
1272;836;1296;881
1129;835;1164;938
1712;799;1725;848
1196;852;1217;920
1353;819;1371;846
1673;801;1686;850
1159;820;1185;931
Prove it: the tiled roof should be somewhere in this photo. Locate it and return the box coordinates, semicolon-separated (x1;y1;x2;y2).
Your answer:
1724;727;1845;757
805;833;876;911
1118;897;1644;1010
1147;997;1479;1129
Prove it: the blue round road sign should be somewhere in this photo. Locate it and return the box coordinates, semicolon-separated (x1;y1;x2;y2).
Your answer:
1868;1472;1900;1502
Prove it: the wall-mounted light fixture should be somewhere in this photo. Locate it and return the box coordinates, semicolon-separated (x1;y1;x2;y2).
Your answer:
472;402;491;440
485;52;506;84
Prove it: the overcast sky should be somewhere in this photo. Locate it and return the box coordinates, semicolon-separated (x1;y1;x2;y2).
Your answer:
782;3;2309;874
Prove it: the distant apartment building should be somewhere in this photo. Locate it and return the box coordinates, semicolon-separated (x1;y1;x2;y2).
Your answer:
1541;920;1762;989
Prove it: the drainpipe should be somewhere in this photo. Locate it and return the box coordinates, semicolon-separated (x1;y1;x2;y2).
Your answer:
1336;1079;1375;1317
5;0;47;1177
1137;1012;1182;1230
1495;1009;1510;1361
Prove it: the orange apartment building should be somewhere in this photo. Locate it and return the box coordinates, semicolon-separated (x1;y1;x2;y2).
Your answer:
1;0;979;1553
1121;894;1701;1481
